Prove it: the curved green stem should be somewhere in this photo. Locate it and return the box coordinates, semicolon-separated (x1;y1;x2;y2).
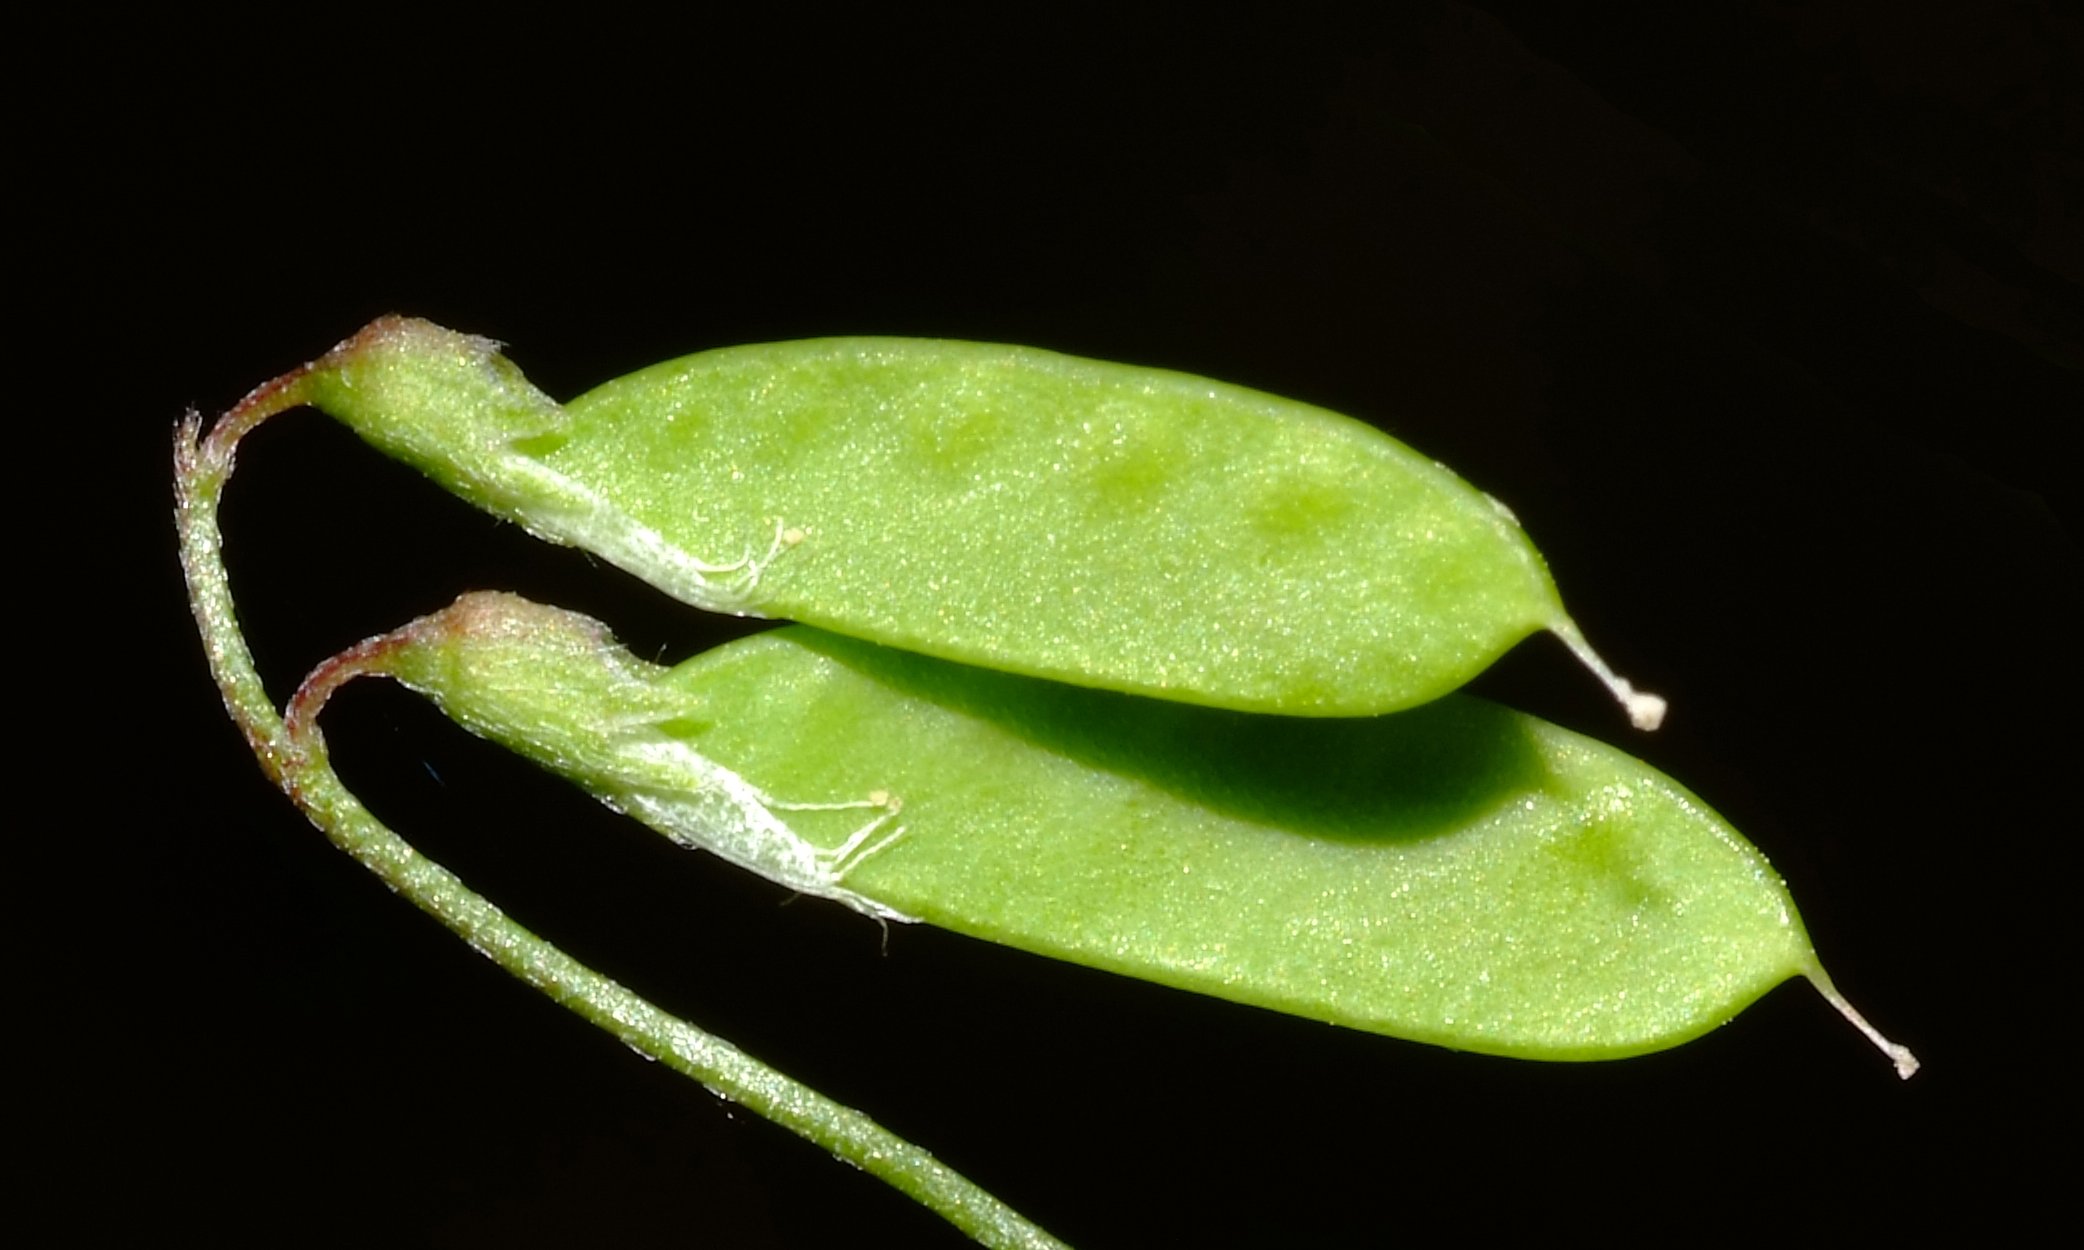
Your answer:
174;379;1069;1250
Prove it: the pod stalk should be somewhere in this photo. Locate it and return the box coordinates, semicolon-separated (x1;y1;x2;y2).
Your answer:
174;385;1071;1250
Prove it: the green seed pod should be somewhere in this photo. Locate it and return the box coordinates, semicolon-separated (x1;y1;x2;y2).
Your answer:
270;318;1664;725
304;590;1908;1070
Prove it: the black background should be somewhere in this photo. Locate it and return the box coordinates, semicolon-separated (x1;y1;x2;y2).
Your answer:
66;3;2077;1245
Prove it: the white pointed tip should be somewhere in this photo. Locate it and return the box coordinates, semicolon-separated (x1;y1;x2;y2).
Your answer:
1808;970;1920;1080
1552;621;1666;731
1624;689;1668;732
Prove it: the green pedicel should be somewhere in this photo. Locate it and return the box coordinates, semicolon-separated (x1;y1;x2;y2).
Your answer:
178;414;1069;1250
272;317;1666;725
308;590;1913;1070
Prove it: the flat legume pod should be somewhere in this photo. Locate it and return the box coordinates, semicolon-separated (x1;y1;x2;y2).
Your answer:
323;591;1905;1068
286;318;1663;725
